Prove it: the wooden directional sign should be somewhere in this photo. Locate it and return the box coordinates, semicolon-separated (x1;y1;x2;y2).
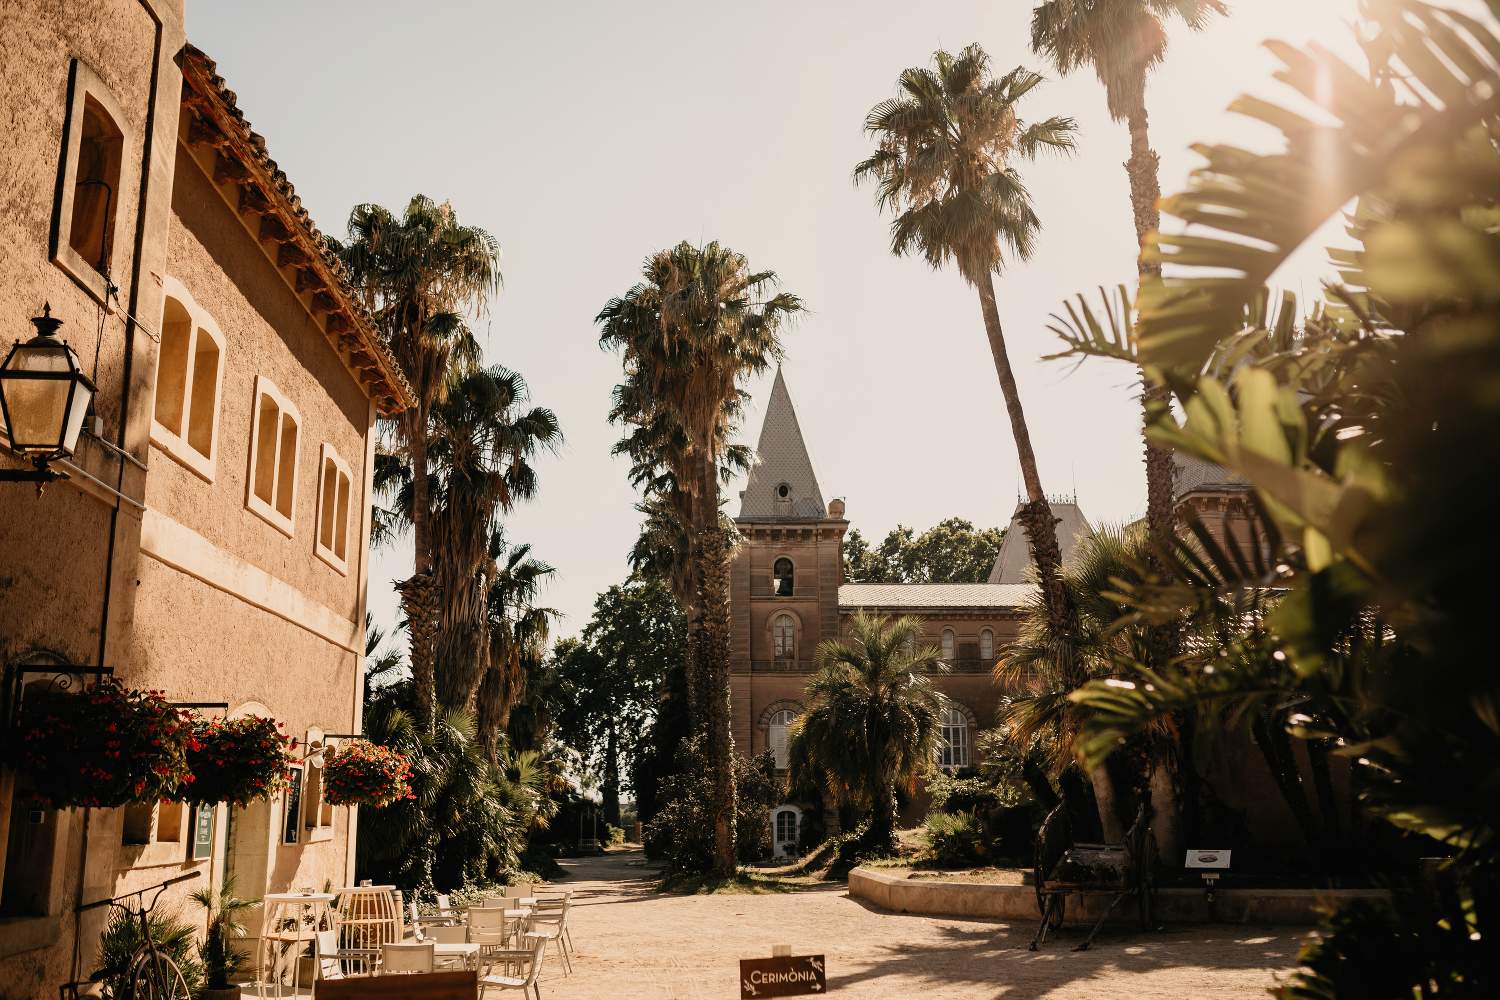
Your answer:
739;954;827;997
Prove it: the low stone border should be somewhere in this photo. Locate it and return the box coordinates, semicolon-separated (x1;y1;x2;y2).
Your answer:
849;866;1389;926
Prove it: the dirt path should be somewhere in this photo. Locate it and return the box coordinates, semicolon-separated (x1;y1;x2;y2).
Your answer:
539;849;1303;999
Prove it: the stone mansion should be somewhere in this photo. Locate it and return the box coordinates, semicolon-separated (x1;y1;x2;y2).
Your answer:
728;371;1251;857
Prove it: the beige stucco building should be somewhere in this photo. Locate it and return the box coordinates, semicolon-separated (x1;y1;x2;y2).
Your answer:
0;4;410;993
730;372;1260;857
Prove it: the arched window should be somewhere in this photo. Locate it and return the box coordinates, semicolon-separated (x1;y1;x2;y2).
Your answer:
979;628;995;662
773;557;794;597
773;613;796;662
941;628;955;663
938;705;971;770
767;709;798;770
54;62;129;301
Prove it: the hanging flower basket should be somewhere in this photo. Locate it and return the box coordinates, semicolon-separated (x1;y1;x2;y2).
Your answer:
321;739;414;808
171;715;294;807
10;681;193;809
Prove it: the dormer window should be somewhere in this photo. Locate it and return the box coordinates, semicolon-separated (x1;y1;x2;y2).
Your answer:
775;482;791;500
773;558;794;597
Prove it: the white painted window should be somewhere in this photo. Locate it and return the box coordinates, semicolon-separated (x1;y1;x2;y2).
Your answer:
941;628;956;662
245;375;301;536
151;281;225;481
773;613;796;661
767;709;798;770
980;628;994;662
938;705;971;770
315;443;353;574
775;809;798;843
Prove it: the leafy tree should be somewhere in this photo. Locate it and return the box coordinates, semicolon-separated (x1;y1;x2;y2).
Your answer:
856;45;1078;635
478;531;557;762
787;612;944;853
843;518;1005;583
1050;3;1500;992
337;196;500;727
552;579;687;825
599;241;802;877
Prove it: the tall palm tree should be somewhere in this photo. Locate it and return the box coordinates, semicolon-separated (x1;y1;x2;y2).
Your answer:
856;45;1078;635
599;241;802;877
337;196;501;727
1029;0;1226;577
478;531;557;763
428;365;560;716
787;613;944;853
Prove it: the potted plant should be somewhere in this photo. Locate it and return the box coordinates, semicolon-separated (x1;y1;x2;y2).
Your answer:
172;715;293;807
322;739;414;808
8;680;193;808
191;873;258;999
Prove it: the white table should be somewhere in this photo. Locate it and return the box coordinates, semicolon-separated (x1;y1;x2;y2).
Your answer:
258;892;337;999
432;941;483;970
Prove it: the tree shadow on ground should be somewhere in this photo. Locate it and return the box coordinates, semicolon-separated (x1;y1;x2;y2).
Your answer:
830;899;1303;997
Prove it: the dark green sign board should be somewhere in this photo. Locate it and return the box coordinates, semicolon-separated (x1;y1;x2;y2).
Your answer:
282;767;303;844
191;804;214;860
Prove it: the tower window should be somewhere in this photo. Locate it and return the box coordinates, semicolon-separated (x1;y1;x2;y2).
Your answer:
775;482;791;500
767;709;798;770
773;557;794;597
773;613;796;662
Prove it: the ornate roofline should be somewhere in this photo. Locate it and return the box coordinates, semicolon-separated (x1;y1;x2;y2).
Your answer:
177;45;413;416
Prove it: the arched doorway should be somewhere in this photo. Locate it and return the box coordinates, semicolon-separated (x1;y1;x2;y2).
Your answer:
772;805;802;859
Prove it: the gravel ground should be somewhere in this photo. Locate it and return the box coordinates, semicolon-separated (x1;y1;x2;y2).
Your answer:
540;849;1305;999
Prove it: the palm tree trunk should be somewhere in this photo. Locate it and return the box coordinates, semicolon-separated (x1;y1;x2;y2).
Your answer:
974;276;1071;635
696;451;738;878
404;409;438;729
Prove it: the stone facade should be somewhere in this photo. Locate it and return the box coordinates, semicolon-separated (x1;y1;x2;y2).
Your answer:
730;372;1264;856
0;8;409;993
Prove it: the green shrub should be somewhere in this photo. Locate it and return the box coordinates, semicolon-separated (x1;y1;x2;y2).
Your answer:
644;736;781;873
89;907;204;999
604;824;625;847
924;811;988;867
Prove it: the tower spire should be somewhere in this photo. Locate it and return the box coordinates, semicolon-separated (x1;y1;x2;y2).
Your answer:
737;369;825;520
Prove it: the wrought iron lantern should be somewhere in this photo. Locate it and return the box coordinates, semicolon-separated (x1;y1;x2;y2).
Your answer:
0;304;95;481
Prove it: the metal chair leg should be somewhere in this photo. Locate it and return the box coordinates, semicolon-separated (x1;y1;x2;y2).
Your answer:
1075;891;1127;951
1030;894;1060;951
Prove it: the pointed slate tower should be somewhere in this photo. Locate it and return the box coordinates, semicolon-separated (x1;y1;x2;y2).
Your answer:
738;368;826;520
730;369;847;782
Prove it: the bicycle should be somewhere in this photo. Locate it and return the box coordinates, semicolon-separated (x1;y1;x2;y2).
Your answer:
61;870;201;1000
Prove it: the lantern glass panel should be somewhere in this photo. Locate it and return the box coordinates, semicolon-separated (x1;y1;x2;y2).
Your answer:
1;344;72;452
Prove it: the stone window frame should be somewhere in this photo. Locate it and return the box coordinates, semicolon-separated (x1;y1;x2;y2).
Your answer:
768;609;802;663
51;60;132;304
0;652;75;952
150;276;226;482
245;374;302;538
118;798;190;870
759;700;803;771
314;443;353;576
936;700;977;771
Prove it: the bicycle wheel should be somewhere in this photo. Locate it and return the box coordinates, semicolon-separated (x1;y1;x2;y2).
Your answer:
126;950;192;1000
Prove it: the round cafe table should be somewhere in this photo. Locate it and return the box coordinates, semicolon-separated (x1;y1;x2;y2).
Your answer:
257;892;336;999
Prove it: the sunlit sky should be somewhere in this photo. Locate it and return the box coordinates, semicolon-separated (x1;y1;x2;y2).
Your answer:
187;0;1375;645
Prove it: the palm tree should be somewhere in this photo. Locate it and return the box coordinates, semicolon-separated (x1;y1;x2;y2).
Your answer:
478;531;557;763
428;365;560;716
855;45;1078;635
998;525;1154;840
788;613;944;853
599;241;803;877
1029;0;1226;576
337;196;501;727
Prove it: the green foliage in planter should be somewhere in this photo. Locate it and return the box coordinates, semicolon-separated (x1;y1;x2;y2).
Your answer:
323;739;414;808
173;715;293;807
191;873;258;989
89;906;204;999
10;681;191;808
